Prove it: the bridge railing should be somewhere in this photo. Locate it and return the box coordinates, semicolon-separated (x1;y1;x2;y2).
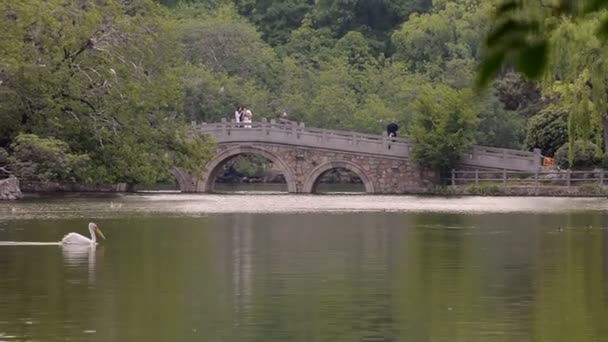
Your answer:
463;146;541;171
449;169;605;187
192;119;542;171
193;119;414;158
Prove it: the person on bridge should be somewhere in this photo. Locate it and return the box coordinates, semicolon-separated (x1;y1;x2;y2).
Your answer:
235;107;243;125
242;107;253;128
387;123;399;137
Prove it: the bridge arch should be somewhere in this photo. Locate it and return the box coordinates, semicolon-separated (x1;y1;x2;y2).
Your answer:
303;161;375;194
171;168;198;193
201;146;297;193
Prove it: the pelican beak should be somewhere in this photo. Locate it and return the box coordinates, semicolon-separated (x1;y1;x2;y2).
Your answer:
96;227;106;240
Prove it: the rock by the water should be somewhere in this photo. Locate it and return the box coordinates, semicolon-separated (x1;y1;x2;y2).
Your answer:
0;176;23;200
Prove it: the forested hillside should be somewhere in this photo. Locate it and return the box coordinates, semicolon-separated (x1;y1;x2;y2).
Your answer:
161;0;551;174
1;0;606;186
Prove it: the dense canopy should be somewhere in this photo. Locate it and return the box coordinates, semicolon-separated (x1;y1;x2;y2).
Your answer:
1;0;606;184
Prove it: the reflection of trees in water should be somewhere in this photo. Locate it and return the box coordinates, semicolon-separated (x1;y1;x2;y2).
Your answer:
531;212;608;341
394;214;537;340
393;213;484;340
219;213;400;340
393;212;608;341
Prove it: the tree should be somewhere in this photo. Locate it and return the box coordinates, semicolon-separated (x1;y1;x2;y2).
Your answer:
177;4;281;89
182;66;274;123
281;16;337;67
391;1;490;79
234;0;315;46
311;0;432;52
524;109;569;157
333;31;377;69
8;134;90;183
349;95;395;134
475;93;526;149
409;85;478;175
493;72;545;117
480;0;608;85
0;0;214;185
554;140;600;170
481;2;608;165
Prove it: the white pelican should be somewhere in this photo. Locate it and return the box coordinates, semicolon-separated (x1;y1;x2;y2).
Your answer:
61;222;106;245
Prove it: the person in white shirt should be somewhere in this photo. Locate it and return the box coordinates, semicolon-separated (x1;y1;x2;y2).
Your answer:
234;106;242;125
242;107;253;128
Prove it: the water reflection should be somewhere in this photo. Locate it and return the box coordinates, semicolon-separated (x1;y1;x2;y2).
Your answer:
0;210;607;341
229;215;254;322
62;245;100;285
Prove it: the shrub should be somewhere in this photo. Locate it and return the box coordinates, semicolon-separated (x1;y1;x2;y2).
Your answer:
466;183;502;195
554;140;600;170
9;134;91;183
524;109;568;157
410;85;477;175
602;153;608;170
0;148;8;166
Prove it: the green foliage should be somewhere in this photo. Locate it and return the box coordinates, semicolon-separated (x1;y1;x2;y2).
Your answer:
602;153;608;170
233;155;269;178
1;0;557;188
428;185;457;196
479;1;550;86
178;5;281;88
465;183;502;195
8;134;90;183
234;0;314;46
0;148;9;166
0;0;215;185
524;109;569;157
281;17;337;66
392;1;490;78
482;1;608;161
493;72;545;117
475;94;526;149
333;31;377;69
554;141;601;170
482;0;608;86
409;85;478;175
182;67;273;123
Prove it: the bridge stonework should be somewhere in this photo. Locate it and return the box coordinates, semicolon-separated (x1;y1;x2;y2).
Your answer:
205;143;434;194
174;120;542;194
175;143;436;194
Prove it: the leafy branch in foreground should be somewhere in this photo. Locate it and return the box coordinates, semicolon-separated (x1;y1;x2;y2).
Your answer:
482;0;608;166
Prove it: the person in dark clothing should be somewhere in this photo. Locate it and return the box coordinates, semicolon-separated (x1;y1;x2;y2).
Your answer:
387;123;399;137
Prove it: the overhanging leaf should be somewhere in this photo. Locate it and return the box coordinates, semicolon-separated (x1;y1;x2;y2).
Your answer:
596;16;608;39
584;0;608;13
486;20;538;46
476;50;506;88
515;41;548;80
496;0;522;15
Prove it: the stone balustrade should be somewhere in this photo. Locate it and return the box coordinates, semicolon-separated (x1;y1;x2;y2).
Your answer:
191;119;542;172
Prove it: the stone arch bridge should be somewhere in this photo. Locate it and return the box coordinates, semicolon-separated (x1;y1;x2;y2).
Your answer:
173;120;542;194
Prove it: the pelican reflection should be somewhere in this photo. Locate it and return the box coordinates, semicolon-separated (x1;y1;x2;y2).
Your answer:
62;244;102;284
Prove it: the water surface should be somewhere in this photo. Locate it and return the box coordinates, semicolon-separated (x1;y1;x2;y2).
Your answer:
0;195;607;341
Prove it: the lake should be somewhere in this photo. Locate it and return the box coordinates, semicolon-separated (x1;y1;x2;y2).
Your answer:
1;194;608;341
